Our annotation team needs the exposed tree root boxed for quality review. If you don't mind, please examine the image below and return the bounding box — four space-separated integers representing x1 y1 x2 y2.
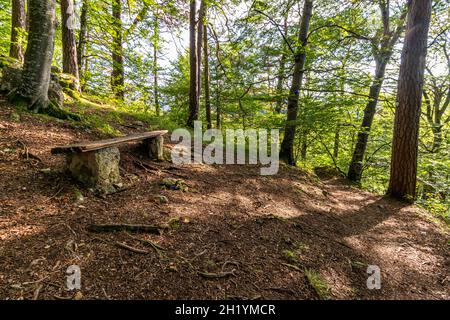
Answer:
87 223 167 234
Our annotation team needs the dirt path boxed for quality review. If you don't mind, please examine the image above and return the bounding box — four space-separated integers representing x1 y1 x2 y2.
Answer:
0 100 448 300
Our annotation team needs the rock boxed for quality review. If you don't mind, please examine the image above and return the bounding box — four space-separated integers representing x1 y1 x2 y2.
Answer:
144 136 164 161
73 291 83 300
0 66 65 106
67 147 122 194
73 190 85 204
160 178 188 191
48 79 64 106
0 67 21 93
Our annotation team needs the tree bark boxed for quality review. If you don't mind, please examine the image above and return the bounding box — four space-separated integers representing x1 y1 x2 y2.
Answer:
187 0 198 127
204 24 212 129
347 2 408 182
275 15 288 114
196 0 205 109
61 0 80 91
347 58 388 181
10 0 27 62
111 0 124 100
14 0 56 112
387 0 432 202
279 0 313 166
77 0 88 80
153 16 160 116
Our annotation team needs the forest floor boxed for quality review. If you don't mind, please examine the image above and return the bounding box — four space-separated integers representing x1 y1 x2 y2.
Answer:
0 96 449 300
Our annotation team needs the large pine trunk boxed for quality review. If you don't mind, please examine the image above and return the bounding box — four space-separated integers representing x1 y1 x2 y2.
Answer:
61 0 80 91
279 0 313 165
111 0 124 100
387 0 432 202
14 0 56 112
187 0 198 127
9 0 27 62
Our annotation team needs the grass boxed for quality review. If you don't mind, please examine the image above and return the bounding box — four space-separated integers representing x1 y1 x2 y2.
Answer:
304 268 331 299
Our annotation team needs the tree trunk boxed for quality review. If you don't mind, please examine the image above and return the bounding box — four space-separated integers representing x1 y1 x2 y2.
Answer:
111 0 124 100
347 3 408 182
153 16 160 116
61 0 80 91
204 24 212 129
77 0 88 80
347 58 388 181
14 0 56 112
387 0 432 202
187 0 198 127
10 0 27 62
279 0 313 165
333 127 340 160
196 1 205 110
275 15 288 114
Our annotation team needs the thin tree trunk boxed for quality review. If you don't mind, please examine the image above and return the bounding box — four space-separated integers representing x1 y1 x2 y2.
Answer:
77 0 88 79
347 2 408 182
187 0 198 127
196 0 205 113
275 15 288 114
10 0 27 62
279 0 313 165
347 58 388 181
153 16 160 116
14 0 56 112
333 127 340 159
61 0 80 92
204 24 211 129
387 0 432 202
111 0 124 100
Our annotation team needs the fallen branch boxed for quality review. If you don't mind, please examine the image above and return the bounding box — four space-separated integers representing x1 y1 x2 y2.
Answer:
115 242 149 254
87 223 167 234
125 233 166 252
198 270 235 279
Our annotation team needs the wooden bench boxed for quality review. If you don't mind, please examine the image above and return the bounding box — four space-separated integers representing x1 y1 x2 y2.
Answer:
51 130 168 193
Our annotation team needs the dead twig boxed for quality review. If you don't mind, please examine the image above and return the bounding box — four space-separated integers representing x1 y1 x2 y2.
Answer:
125 233 166 252
198 270 235 279
115 241 149 254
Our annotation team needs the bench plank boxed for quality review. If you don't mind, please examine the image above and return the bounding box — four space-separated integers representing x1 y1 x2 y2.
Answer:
51 130 168 154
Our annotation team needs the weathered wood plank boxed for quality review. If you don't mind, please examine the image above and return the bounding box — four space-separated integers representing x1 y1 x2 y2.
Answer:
51 130 168 154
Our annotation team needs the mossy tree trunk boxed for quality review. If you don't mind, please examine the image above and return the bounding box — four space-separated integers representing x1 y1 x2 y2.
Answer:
13 0 56 113
10 0 27 62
